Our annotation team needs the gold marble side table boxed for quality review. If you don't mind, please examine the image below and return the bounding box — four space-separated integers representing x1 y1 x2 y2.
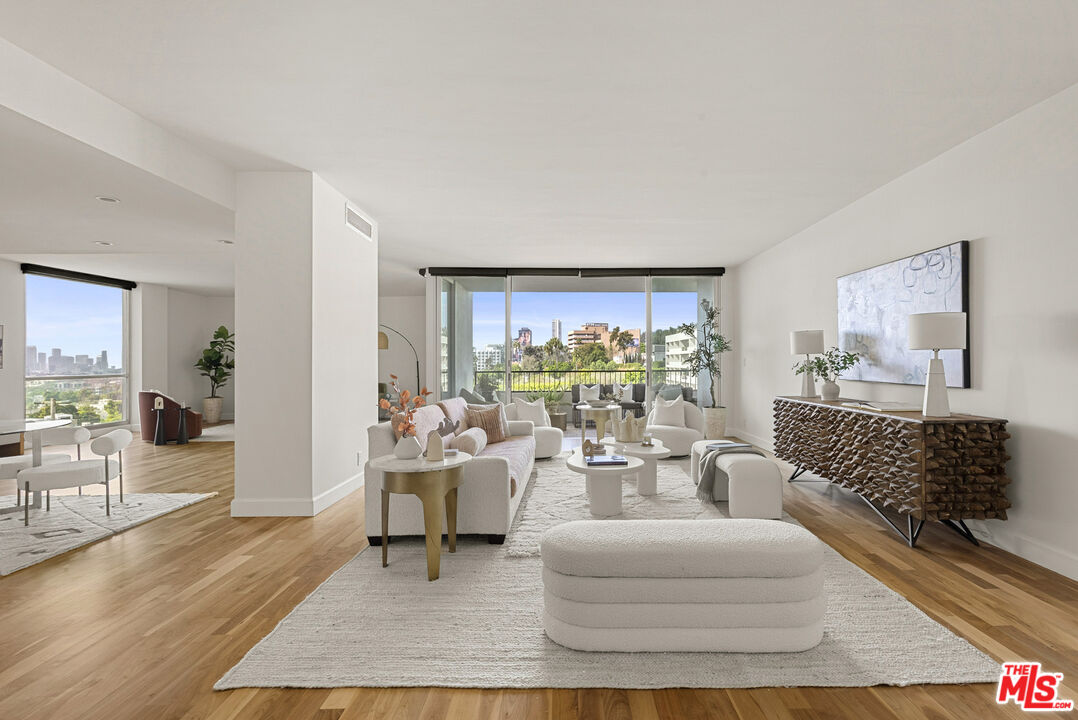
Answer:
369 452 472 581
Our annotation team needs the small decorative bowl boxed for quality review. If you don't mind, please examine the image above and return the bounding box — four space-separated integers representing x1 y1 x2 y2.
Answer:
587 400 610 407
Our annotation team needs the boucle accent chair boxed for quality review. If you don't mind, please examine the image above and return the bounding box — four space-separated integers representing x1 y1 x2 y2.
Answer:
645 401 706 456
504 402 564 459
541 519 826 652
365 398 536 545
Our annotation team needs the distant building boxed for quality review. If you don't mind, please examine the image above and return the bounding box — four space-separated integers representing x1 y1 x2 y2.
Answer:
551 319 562 343
567 322 608 351
474 344 504 371
663 331 697 384
26 345 37 373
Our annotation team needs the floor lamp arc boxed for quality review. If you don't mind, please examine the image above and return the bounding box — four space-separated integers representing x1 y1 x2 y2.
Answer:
378 324 422 396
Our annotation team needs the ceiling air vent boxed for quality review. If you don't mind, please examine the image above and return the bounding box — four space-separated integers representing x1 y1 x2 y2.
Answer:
346 205 374 241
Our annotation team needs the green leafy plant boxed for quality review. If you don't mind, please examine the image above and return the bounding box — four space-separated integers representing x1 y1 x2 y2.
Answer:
526 386 565 412
194 325 236 398
674 299 732 407
793 347 860 382
792 356 827 378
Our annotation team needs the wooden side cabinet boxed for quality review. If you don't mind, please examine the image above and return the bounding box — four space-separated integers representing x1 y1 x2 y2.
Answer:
772 396 1011 547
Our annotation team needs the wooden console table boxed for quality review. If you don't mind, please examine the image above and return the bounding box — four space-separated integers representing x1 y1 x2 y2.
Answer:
773 396 1011 547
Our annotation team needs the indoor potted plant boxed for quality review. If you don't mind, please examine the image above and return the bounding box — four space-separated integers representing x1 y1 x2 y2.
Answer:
674 299 732 439
817 347 861 400
379 375 432 458
194 325 235 424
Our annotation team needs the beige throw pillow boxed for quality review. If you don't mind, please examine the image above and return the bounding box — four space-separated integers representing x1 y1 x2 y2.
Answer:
513 398 548 427
653 395 686 427
579 384 601 403
464 405 508 444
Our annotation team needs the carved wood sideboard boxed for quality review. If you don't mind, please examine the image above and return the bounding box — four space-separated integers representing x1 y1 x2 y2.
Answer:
772 396 1011 547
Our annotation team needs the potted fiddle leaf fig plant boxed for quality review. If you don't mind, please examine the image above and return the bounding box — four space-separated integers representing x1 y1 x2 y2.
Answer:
674 299 732 439
194 325 235 424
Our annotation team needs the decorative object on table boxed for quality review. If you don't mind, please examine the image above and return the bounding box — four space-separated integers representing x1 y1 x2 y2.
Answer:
581 439 605 457
153 396 168 446
176 402 189 444
587 399 609 408
611 410 647 443
194 325 235 424
837 241 970 387
424 417 459 461
773 396 1009 547
675 299 732 439
810 347 862 401
378 324 421 397
379 374 433 459
585 454 627 467
790 330 825 399
908 311 968 417
640 433 654 447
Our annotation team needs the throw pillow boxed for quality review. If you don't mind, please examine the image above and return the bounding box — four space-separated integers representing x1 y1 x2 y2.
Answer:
656 383 684 401
613 382 634 402
652 395 686 427
450 427 488 456
513 398 548 427
579 384 600 403
464 405 507 444
459 387 487 404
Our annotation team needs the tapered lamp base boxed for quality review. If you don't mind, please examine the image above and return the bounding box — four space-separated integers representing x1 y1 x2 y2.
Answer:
800 370 818 399
922 357 951 417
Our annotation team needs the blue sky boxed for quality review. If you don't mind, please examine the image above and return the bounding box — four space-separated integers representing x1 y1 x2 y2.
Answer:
25 275 124 367
471 291 698 348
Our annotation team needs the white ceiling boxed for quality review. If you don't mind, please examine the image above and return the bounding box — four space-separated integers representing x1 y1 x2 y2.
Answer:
0 106 235 295
3 1 1078 296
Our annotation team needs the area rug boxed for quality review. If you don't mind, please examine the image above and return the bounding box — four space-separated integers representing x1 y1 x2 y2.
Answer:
215 456 999 690
192 423 235 442
0 492 215 575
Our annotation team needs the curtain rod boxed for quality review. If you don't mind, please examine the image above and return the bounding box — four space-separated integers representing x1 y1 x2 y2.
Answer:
21 263 137 291
418 266 725 278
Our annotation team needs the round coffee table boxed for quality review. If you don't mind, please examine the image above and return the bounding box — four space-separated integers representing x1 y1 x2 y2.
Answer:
600 438 671 496
369 452 472 581
566 449 644 517
575 404 621 443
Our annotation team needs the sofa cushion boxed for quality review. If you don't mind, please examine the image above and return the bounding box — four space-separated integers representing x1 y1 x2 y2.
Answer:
613 382 634 402
479 434 536 489
654 383 685 401
450 427 487 456
436 397 470 435
465 405 508 443
513 398 548 427
579 384 600 402
391 403 448 451
653 395 685 427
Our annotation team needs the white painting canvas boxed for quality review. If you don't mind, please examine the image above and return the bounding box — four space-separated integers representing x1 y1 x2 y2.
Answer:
837 242 969 387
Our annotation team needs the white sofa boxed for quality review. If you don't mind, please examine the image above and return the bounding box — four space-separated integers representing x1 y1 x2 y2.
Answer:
364 398 535 545
504 403 564 459
646 402 706 456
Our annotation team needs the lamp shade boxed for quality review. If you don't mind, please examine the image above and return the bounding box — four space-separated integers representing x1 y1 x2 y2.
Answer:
790 330 824 355
377 330 389 350
908 312 966 350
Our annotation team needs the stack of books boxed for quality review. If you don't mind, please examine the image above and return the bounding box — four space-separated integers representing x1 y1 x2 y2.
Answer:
585 454 628 467
705 442 752 451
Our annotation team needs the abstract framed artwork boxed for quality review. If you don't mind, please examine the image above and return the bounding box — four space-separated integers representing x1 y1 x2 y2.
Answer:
837 241 970 387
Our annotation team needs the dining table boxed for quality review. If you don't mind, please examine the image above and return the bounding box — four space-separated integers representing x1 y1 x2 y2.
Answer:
0 418 73 515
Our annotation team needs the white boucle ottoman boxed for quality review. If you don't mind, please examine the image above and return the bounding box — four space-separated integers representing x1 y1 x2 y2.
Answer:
690 440 784 519
541 518 826 652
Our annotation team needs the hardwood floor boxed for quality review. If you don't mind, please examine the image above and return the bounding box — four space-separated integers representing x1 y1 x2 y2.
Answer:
1 436 1075 720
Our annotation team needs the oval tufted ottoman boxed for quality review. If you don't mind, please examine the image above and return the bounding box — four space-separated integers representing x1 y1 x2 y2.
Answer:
540 518 826 652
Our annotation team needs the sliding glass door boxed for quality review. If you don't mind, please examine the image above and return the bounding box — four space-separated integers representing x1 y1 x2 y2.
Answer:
648 276 717 407
440 276 507 402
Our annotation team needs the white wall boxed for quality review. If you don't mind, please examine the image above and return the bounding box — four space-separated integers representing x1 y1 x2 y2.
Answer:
730 83 1078 580
0 259 25 426
167 289 235 418
233 171 377 516
378 295 426 395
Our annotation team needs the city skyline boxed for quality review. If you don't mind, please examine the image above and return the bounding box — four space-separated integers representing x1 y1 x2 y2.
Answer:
470 291 700 348
25 274 125 374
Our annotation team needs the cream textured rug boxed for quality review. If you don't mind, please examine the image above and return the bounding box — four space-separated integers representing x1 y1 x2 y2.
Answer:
215 456 999 689
0 492 215 575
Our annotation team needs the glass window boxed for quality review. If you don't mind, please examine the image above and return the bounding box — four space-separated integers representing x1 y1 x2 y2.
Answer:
649 277 717 407
440 276 506 403
25 275 128 425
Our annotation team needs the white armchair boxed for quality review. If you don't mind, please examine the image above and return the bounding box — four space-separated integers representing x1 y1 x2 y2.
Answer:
4 426 92 507
504 404 564 459
646 402 706 456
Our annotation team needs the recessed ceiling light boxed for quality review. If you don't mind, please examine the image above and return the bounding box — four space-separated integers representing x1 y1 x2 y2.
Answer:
96 196 120 203
94 241 114 246
218 239 235 245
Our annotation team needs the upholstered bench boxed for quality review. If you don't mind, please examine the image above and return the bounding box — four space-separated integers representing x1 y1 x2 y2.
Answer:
690 440 783 519
541 518 826 652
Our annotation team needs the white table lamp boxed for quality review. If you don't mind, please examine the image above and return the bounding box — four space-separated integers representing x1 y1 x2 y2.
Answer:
908 312 967 417
790 330 824 398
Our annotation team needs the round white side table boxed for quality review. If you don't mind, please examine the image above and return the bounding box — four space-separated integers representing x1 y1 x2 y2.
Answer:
566 449 644 517
600 438 671 496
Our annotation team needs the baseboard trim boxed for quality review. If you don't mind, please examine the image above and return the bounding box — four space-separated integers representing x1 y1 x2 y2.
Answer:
965 522 1078 582
727 426 774 453
231 472 364 518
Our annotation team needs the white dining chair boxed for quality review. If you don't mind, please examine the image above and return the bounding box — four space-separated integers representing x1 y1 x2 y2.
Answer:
3 426 92 506
17 429 132 527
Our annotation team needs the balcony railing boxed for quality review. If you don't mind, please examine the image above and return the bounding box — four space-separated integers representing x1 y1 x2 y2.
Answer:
448 368 696 398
